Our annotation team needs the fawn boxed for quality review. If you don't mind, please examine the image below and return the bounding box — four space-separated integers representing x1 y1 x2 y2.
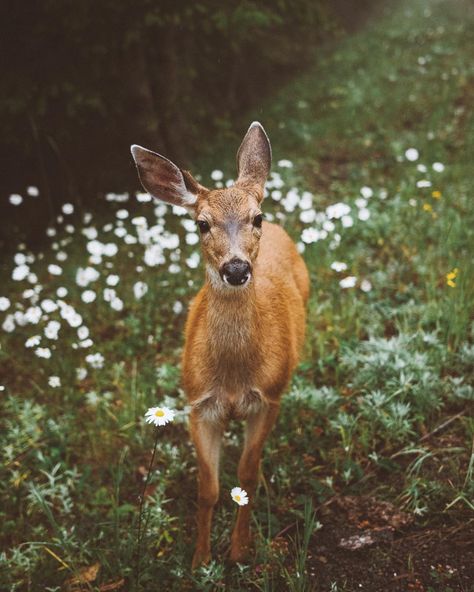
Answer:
131 122 309 567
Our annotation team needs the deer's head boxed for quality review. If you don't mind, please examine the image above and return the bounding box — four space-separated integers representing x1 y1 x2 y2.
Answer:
131 122 271 289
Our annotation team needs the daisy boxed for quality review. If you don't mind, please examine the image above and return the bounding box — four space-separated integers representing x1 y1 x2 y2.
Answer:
339 276 357 289
211 169 224 181
145 406 175 427
9 194 23 206
0 297 11 311
48 376 61 388
25 335 41 348
35 347 52 359
405 148 419 162
231 487 249 506
133 281 148 300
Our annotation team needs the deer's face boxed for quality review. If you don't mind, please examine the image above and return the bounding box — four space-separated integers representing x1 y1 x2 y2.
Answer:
131 122 271 290
195 188 263 288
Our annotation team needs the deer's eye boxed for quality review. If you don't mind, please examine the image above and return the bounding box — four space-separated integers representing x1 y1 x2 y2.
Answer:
253 214 263 228
197 220 210 234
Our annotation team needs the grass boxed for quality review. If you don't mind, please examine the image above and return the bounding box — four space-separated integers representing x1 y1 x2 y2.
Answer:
1 0 474 590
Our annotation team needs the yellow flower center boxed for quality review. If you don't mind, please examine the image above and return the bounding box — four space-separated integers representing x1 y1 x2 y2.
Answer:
155 409 165 418
235 495 241 502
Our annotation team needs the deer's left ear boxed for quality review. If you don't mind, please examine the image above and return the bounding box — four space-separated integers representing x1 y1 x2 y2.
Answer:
235 122 272 196
131 144 203 209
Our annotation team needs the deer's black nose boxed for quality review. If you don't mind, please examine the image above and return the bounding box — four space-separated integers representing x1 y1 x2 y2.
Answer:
221 258 251 286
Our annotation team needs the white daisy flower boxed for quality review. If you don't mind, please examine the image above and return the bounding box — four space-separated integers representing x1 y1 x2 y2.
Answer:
48 376 61 388
231 487 249 506
44 320 61 340
330 261 347 272
173 301 183 314
360 279 372 292
405 148 419 162
416 179 432 188
9 194 23 206
0 297 11 311
82 290 97 303
2 314 15 332
186 252 200 269
12 264 30 281
432 162 445 173
339 276 357 289
86 352 105 369
35 347 52 359
41 299 58 313
131 216 147 227
145 406 175 426
341 215 354 228
133 281 148 300
185 232 199 246
326 202 351 219
299 209 316 224
360 186 373 199
25 335 41 348
110 297 124 311
77 326 89 340
76 367 88 381
62 203 74 215
168 264 181 274
48 264 62 276
76 266 100 287
27 186 39 196
116 209 129 219
136 192 151 203
211 169 224 181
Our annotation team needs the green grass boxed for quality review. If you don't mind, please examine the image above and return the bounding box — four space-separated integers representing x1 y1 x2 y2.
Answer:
1 0 474 590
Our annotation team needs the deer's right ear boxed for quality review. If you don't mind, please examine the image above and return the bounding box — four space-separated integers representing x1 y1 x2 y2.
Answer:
130 144 199 208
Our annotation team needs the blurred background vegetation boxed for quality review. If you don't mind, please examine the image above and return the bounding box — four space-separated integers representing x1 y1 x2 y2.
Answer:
0 0 376 243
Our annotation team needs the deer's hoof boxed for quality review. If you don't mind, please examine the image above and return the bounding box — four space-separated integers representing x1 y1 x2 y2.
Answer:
192 548 211 570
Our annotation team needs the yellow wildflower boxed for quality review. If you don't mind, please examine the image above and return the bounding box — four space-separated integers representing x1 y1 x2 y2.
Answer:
423 202 432 212
446 268 459 288
432 190 442 199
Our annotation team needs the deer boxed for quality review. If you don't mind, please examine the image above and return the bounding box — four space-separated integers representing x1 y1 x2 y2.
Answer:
131 122 309 568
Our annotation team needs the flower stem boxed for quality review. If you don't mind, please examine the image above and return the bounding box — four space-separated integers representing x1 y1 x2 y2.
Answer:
135 428 159 591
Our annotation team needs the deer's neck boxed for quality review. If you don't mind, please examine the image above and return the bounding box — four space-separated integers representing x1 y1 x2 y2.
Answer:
205 275 259 370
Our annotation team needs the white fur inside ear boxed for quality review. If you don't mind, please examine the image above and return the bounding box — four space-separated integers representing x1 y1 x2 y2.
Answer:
179 188 198 206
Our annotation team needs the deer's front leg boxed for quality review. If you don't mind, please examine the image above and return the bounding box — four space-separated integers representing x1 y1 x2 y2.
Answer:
230 402 280 563
190 409 223 569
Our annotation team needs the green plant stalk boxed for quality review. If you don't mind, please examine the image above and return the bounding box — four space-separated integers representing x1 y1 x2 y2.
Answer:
134 428 160 591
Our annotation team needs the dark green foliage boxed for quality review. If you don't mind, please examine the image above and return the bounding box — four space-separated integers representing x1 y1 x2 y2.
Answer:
0 0 346 210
